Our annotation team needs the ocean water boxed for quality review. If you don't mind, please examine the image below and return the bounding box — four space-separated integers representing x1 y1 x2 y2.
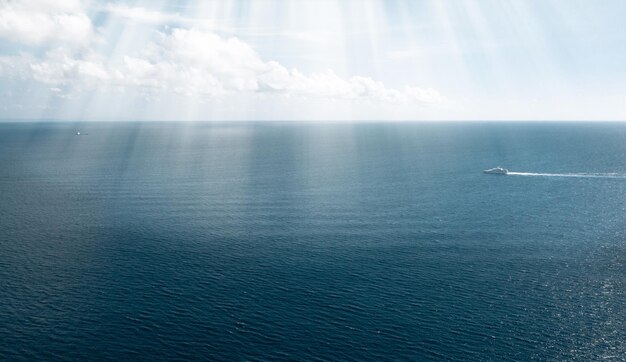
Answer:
0 121 624 361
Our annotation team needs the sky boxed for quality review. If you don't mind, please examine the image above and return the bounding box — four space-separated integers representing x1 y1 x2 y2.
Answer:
0 0 625 121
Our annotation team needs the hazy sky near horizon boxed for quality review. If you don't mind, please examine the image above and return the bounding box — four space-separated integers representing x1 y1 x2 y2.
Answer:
0 0 625 121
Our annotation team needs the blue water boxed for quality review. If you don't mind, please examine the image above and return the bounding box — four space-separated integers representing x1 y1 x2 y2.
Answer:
0 121 624 360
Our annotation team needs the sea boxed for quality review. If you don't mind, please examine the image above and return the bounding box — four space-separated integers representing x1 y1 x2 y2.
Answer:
0 121 624 361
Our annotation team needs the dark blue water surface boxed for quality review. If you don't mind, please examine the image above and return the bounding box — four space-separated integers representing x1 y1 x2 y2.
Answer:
0 121 624 361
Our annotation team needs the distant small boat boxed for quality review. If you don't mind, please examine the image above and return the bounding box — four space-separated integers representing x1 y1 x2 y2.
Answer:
75 132 81 135
75 132 88 136
483 167 508 175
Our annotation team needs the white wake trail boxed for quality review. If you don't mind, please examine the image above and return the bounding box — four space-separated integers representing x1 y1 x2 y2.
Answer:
507 172 626 179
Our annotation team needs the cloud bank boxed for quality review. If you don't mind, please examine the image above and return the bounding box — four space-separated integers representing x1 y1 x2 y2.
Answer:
0 1 444 109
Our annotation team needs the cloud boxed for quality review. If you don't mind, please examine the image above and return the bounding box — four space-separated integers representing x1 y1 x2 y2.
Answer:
29 48 109 85
0 0 97 47
0 2 443 105
259 62 444 103
131 28 444 103
8 27 444 104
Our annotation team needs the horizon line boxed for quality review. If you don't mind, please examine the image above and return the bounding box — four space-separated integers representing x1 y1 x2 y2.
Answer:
2 119 626 123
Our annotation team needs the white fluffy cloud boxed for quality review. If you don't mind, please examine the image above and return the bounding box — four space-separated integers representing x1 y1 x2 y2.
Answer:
0 0 96 46
259 62 444 103
29 48 108 85
23 28 443 104
0 2 443 105
136 29 444 103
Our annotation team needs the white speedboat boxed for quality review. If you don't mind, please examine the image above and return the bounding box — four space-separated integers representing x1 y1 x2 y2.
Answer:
483 167 508 175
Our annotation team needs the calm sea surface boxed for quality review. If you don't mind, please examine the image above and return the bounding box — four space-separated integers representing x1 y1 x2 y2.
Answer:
0 122 624 360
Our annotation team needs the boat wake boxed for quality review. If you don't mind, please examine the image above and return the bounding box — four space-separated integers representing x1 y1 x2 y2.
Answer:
507 172 626 179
